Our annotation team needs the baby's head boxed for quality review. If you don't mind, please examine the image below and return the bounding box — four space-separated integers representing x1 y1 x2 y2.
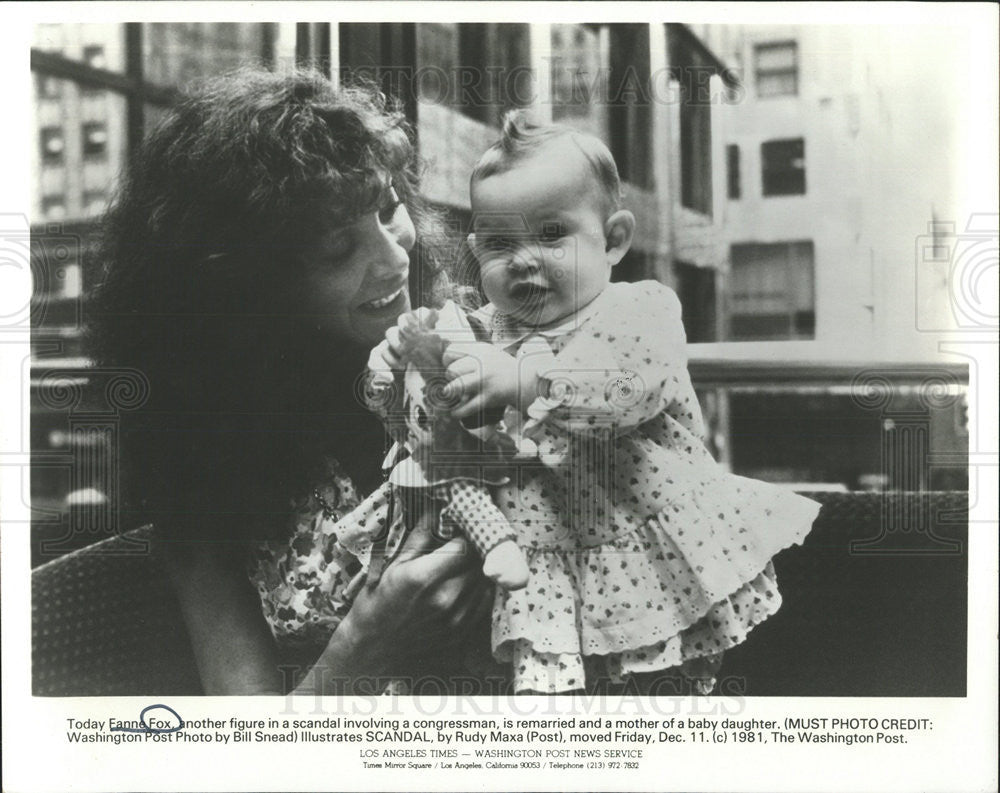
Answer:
467 112 635 326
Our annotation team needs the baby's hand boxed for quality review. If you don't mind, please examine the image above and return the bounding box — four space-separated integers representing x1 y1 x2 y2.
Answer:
441 341 533 420
370 307 440 376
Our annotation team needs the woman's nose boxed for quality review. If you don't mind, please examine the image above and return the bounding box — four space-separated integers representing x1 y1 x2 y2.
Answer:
366 207 415 277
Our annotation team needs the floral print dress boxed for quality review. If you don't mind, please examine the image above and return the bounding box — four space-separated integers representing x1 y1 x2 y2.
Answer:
246 458 403 652
472 280 821 693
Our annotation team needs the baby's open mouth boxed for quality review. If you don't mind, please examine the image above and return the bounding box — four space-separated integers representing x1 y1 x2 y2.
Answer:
510 282 548 301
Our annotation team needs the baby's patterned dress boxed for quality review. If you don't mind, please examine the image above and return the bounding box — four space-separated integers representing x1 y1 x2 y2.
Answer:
473 280 821 694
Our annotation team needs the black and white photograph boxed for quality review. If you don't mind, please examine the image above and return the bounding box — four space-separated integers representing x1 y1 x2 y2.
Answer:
2 3 997 792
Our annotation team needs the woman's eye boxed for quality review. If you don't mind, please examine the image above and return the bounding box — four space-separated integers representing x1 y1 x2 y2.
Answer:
377 185 404 224
326 232 355 261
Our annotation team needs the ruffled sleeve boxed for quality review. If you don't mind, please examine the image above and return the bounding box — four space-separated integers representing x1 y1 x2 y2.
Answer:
526 280 690 433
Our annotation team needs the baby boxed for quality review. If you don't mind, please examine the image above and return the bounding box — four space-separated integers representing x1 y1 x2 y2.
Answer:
375 113 819 693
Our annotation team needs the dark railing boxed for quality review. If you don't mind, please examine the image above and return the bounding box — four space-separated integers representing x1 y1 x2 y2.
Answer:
687 358 969 389
32 491 968 697
28 358 970 560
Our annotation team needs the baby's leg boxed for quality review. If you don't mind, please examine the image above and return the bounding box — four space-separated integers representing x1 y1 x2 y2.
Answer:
624 653 725 696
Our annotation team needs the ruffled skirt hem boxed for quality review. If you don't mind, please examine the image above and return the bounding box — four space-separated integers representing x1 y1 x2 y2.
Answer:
497 561 781 693
490 487 819 693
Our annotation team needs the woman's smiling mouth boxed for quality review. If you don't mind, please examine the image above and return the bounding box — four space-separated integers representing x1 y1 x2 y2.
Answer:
359 284 407 311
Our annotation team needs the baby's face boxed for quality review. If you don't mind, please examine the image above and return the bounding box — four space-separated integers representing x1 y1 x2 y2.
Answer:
469 140 613 327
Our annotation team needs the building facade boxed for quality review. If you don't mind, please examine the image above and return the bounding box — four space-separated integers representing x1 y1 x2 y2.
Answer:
693 24 967 488
29 22 737 552
28 23 966 557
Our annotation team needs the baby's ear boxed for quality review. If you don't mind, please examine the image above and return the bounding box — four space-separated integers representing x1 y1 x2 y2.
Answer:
604 210 636 267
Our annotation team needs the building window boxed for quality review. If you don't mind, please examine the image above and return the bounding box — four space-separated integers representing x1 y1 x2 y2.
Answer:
761 138 805 196
551 23 603 133
60 262 83 299
82 45 106 69
40 127 65 164
492 23 531 112
726 144 741 199
145 23 278 88
669 25 714 215
41 194 67 219
81 45 107 96
755 41 797 97
454 24 530 125
675 261 717 342
83 189 108 216
727 241 815 340
456 25 489 122
31 23 279 229
607 24 652 189
36 72 62 99
82 122 108 158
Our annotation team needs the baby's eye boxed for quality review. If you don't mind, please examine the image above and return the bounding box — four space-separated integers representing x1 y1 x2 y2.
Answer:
538 222 567 243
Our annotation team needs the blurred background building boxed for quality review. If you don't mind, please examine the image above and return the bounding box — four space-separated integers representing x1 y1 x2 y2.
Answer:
691 24 970 490
29 22 969 560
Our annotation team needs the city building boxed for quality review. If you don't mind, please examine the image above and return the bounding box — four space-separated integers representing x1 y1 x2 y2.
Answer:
30 22 736 547
28 22 966 559
691 24 968 489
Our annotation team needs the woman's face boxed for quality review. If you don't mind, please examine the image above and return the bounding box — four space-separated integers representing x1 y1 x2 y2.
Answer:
293 184 416 348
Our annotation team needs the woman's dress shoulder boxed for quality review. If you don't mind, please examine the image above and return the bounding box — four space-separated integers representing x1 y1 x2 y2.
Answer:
247 457 363 649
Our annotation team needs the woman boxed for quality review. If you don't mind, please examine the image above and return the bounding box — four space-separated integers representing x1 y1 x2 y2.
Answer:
90 69 495 695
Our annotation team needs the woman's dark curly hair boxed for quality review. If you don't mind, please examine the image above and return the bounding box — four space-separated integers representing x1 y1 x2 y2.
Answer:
89 68 448 543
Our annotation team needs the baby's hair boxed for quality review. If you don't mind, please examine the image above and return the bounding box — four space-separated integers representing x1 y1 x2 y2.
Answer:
470 110 624 217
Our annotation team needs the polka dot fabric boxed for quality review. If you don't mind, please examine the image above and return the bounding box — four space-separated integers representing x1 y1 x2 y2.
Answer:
476 281 821 693
439 479 518 554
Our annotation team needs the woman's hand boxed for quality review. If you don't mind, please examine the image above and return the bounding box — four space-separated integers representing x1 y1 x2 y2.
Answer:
370 306 439 375
294 505 493 694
